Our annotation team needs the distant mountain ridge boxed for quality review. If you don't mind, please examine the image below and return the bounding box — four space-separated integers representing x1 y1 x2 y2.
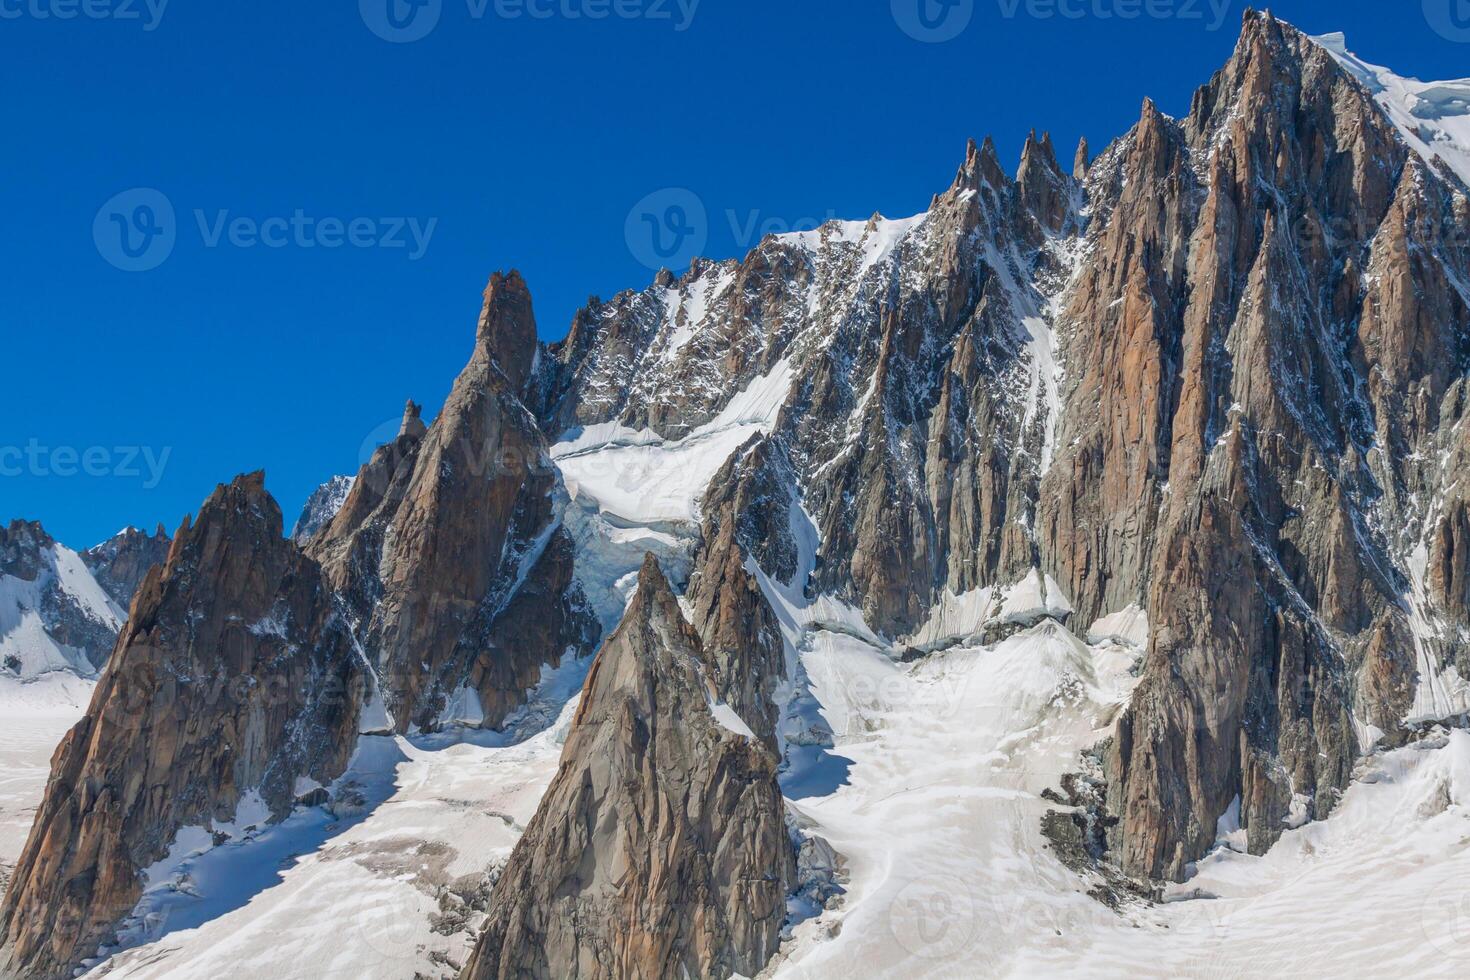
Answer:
0 522 168 683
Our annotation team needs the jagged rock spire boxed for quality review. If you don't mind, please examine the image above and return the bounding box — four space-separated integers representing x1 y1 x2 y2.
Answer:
0 473 365 980
398 398 426 439
952 135 1010 193
1019 129 1059 174
1018 127 1072 234
308 271 597 734
462 554 793 980
476 269 538 394
1073 135 1090 178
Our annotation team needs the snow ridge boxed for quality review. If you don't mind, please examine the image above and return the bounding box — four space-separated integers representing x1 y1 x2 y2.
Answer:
1313 31 1470 188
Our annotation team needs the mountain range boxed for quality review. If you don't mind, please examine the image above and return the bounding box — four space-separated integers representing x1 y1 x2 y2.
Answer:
3 10 1470 978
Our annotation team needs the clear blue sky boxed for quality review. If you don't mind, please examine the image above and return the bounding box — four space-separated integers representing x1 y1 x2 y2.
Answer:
2 0 1464 548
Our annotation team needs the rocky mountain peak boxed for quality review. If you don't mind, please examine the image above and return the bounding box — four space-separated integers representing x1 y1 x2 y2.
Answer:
1019 126 1074 234
308 275 596 733
398 398 427 438
8 14 1470 979
476 269 538 394
82 523 172 613
631 549 672 606
2 519 129 679
290 474 356 545
463 552 793 980
190 471 277 544
0 519 54 579
0 471 365 980
953 134 1009 193
1019 128 1059 173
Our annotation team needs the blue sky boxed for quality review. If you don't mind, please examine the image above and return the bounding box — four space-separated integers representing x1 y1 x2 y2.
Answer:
2 0 1465 548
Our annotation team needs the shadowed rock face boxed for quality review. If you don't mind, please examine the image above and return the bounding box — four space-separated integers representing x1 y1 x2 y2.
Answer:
0 521 52 583
461 556 794 980
684 435 794 745
308 271 598 733
81 525 172 615
0 473 365 980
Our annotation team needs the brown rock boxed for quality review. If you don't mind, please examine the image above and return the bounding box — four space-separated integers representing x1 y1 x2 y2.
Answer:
309 272 598 732
461 557 793 980
81 524 172 614
0 473 365 980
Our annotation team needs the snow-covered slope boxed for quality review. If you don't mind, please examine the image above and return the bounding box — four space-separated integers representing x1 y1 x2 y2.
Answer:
0 523 137 890
0 675 92 881
1314 32 1470 187
74 697 581 979
0 523 124 681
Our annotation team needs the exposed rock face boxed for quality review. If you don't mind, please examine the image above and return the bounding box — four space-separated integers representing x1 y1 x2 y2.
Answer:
537 132 1081 639
1071 12 1466 880
0 521 51 583
308 272 598 732
1017 129 1075 237
528 11 1470 884
1 520 124 677
684 435 794 745
0 473 365 980
81 524 171 613
461 557 794 980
